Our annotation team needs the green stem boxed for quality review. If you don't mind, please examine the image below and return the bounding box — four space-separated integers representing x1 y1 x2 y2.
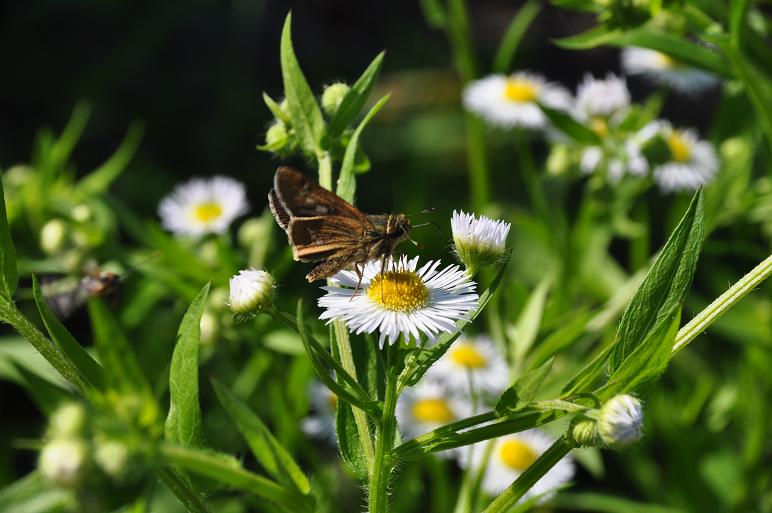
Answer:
672 253 772 355
514 131 549 219
317 150 333 190
369 354 400 513
0 299 90 396
480 436 576 513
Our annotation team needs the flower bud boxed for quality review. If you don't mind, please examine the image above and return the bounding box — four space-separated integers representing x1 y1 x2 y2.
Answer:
71 204 92 223
546 144 571 176
237 217 269 248
199 310 219 345
598 394 644 447
321 83 350 116
40 439 87 486
228 268 274 314
570 416 600 447
48 402 87 439
94 438 129 478
451 210 511 273
40 219 68 254
265 121 289 150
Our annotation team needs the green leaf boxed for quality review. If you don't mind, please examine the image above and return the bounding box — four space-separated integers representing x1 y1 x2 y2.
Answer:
554 24 621 50
32 275 105 392
76 121 144 195
538 103 602 144
402 254 510 387
280 13 326 155
157 467 213 513
729 0 749 46
0 171 18 300
263 92 292 125
609 190 703 371
8 360 71 415
161 444 311 512
212 379 311 495
165 283 209 448
552 492 687 513
88 298 151 394
496 357 553 415
0 471 73 513
335 393 370 480
336 94 390 203
328 52 385 138
596 308 680 400
510 277 550 365
418 0 446 28
525 308 592 370
492 0 541 73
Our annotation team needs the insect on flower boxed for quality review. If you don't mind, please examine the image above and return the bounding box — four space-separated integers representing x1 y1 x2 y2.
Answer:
268 166 414 289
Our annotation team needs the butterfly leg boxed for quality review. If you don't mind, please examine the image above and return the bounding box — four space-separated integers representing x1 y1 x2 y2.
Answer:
350 263 364 300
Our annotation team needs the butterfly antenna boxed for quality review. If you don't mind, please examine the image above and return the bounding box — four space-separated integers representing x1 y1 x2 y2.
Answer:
121 251 162 280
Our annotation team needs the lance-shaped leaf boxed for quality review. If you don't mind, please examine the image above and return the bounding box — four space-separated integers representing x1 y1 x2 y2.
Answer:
213 379 311 495
76 121 144 195
537 103 601 145
496 358 554 416
165 283 209 448
280 13 326 155
0 172 17 300
328 52 385 138
492 0 541 73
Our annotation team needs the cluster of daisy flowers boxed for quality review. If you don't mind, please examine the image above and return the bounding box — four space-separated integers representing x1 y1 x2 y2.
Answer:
462 48 720 193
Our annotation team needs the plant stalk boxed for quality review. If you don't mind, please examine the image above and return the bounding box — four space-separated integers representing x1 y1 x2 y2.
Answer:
369 354 400 513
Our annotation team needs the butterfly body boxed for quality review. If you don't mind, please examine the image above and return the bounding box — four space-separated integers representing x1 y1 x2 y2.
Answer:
268 167 411 282
42 271 120 318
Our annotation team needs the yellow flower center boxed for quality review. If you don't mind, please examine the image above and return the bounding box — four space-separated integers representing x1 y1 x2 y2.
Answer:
450 343 487 368
327 393 338 410
667 132 692 162
655 52 682 69
498 439 538 471
503 78 538 103
367 271 430 312
590 118 609 138
411 398 455 424
193 202 223 223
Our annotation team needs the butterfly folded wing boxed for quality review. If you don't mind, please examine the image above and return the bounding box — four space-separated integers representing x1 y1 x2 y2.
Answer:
272 166 369 221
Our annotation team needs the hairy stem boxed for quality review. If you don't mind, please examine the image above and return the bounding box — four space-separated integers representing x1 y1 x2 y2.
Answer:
369 355 399 513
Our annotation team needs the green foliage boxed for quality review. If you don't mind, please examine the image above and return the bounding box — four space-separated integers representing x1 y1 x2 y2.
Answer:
0 172 18 300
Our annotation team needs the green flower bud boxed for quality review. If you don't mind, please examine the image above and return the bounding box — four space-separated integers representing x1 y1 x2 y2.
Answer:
48 402 87 439
321 83 350 116
199 310 219 345
40 219 69 254
71 204 92 223
570 416 601 447
237 217 269 248
546 144 571 176
451 210 511 273
265 121 289 150
94 438 129 478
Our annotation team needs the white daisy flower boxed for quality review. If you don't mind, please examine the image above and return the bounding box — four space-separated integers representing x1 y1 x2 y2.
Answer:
396 380 473 451
598 394 644 447
159 175 249 236
228 268 274 314
451 210 511 271
463 72 572 129
637 120 718 192
621 47 720 94
574 73 630 122
301 381 337 444
318 256 479 348
425 334 510 396
461 430 574 500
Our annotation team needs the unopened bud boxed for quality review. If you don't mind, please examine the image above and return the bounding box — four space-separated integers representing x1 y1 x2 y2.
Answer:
599 394 644 447
321 83 350 116
40 219 68 254
40 439 87 486
228 268 274 314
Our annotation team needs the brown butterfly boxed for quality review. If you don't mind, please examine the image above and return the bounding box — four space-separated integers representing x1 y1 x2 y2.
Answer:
42 270 121 319
268 166 411 284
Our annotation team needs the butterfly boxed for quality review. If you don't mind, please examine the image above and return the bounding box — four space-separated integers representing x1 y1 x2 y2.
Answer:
268 166 411 285
41 270 121 319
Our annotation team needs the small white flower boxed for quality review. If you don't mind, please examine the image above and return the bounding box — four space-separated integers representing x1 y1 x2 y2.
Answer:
159 175 249 236
463 72 572 129
40 439 87 486
318 256 478 348
598 394 644 447
621 47 720 94
48 403 87 439
581 140 649 181
451 210 511 270
94 438 129 478
638 120 718 192
228 268 274 314
425 334 509 396
574 73 630 121
301 381 338 444
461 430 574 500
396 380 473 453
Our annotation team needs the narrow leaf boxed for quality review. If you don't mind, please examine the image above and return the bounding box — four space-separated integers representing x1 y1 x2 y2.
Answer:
610 190 703 371
213 379 311 494
76 122 144 195
496 357 554 415
336 94 390 202
0 471 73 513
538 103 601 144
0 172 18 300
157 467 212 513
492 0 541 73
280 13 326 154
328 52 385 138
510 277 550 364
8 360 71 415
335 395 370 480
263 92 292 125
165 283 209 448
32 275 105 391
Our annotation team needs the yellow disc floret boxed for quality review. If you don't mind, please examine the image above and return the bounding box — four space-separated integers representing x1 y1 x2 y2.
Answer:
450 343 488 368
367 271 430 312
498 439 538 471
193 202 224 223
503 78 538 103
667 132 692 162
411 398 455 424
590 118 609 138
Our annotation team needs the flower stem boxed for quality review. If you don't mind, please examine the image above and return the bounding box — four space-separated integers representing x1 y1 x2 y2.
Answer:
480 436 576 513
317 150 333 190
369 352 400 513
672 253 772 355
